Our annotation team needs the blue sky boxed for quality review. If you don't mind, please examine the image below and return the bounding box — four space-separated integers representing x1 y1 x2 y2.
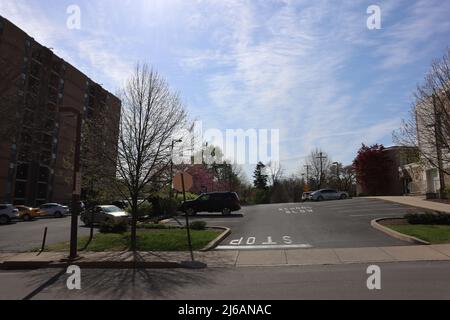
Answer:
1 0 450 179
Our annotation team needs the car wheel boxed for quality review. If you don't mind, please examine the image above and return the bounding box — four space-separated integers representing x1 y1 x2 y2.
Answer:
317 196 324 202
186 208 196 216
54 211 62 218
0 215 10 225
22 214 31 222
222 208 231 216
340 194 348 200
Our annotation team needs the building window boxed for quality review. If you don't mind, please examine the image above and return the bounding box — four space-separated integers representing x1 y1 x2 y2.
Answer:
16 163 29 180
37 183 48 200
14 181 27 199
38 167 49 183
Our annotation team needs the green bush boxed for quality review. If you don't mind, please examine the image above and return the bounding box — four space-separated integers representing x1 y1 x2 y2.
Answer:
445 187 450 198
175 192 198 201
125 201 154 217
189 221 207 230
138 223 172 230
99 219 129 234
253 189 270 205
160 198 180 216
405 211 450 225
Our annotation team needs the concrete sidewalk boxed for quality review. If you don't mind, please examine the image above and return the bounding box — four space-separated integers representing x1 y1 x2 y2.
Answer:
1 244 450 269
366 196 450 213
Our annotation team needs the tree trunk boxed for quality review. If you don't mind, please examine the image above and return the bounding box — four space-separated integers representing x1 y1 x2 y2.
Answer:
130 197 138 251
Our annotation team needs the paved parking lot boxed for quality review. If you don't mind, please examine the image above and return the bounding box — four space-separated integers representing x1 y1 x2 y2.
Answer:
182 198 414 250
1 198 414 252
0 217 93 252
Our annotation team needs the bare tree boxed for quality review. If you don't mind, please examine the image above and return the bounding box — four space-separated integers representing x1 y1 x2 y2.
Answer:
304 149 332 189
394 49 450 197
100 64 187 250
267 161 284 186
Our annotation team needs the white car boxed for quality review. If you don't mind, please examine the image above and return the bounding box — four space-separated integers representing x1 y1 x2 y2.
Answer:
38 203 69 218
0 204 19 225
80 205 130 226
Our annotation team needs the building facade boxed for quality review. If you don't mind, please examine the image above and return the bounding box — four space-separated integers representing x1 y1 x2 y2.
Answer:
0 16 121 206
400 95 450 196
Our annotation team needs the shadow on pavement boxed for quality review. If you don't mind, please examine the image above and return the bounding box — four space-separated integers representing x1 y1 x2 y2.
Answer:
23 252 219 300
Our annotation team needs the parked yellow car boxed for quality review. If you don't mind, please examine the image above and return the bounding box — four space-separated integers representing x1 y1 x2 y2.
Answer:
15 205 41 221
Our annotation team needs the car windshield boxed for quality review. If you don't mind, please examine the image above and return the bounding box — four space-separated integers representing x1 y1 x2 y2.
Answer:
102 206 123 213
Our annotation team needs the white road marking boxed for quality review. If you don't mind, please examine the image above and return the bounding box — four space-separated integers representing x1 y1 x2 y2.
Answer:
216 244 313 250
279 206 313 214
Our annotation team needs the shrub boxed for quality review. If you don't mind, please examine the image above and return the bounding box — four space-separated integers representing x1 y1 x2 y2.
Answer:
189 221 207 230
405 211 450 225
138 223 172 230
125 201 154 218
99 219 129 234
252 189 270 205
160 198 180 216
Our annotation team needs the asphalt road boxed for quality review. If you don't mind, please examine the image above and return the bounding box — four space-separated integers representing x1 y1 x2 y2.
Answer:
1 261 450 300
183 198 413 249
0 216 95 252
0 198 413 252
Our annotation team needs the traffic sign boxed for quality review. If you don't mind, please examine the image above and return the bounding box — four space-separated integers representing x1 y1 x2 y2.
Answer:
173 172 193 193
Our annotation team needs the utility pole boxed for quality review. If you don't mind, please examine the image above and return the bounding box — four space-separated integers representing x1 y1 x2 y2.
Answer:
432 94 447 199
304 165 310 182
316 152 327 189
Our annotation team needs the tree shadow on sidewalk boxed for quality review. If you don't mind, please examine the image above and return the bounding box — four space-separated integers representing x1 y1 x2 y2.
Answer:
23 252 221 300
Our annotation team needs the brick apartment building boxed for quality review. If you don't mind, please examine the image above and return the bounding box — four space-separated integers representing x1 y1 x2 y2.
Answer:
0 16 121 206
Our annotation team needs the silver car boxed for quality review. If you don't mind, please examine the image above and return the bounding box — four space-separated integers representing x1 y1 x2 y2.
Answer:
81 205 130 226
38 203 69 218
301 192 312 202
310 189 349 201
0 204 19 225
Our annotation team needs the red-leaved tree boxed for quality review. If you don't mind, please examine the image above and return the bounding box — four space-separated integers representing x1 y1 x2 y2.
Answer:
352 144 393 196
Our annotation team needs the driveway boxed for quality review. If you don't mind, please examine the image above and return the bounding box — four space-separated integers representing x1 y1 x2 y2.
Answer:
0 217 94 252
182 198 414 250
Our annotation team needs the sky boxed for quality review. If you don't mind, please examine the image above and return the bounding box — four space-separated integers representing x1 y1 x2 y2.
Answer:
1 0 450 180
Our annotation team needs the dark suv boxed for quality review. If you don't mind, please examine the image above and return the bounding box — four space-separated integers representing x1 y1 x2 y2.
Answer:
180 192 241 216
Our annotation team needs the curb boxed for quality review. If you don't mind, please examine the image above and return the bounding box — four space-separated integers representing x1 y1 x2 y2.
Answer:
371 218 431 245
200 227 231 252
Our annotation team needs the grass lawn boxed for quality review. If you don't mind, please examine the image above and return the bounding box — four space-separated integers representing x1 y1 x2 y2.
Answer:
387 224 450 244
45 229 221 252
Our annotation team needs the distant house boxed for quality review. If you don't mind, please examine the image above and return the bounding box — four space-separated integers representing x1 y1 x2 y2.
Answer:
183 164 230 195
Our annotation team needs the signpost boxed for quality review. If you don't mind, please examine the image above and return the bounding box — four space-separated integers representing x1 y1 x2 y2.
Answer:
173 172 195 262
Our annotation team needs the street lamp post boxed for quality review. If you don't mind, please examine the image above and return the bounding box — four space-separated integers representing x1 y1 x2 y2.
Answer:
60 107 82 261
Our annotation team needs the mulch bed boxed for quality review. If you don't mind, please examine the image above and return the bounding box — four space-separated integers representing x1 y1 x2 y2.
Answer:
379 218 409 226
